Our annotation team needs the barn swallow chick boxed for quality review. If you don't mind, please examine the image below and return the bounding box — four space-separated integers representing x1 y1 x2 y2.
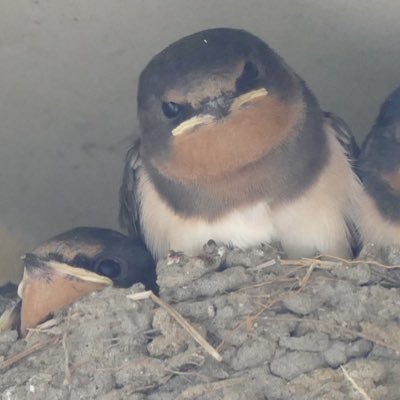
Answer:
31 227 157 290
120 28 364 260
357 85 400 246
0 227 156 335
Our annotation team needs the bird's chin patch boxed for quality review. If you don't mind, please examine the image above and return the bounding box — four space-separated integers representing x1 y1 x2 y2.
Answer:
155 94 304 184
18 260 112 335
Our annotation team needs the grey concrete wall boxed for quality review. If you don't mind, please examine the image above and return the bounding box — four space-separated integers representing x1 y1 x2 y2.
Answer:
1 0 399 283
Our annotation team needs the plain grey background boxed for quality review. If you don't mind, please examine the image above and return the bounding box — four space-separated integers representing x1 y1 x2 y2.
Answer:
1 0 399 283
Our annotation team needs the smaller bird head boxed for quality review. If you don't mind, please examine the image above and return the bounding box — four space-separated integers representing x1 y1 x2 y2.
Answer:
6 227 157 336
137 28 305 184
32 226 157 290
358 85 400 220
374 85 400 143
359 85 400 185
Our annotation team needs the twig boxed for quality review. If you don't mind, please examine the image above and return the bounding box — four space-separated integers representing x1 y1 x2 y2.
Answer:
341 365 373 400
239 277 299 292
163 368 202 384
282 255 400 270
299 262 317 289
317 254 400 270
248 259 277 271
0 336 61 371
280 258 338 269
128 291 222 362
27 318 59 333
239 265 305 292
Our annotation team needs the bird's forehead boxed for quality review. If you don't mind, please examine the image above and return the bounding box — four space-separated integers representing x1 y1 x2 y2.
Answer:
139 29 266 105
33 239 103 261
164 61 244 107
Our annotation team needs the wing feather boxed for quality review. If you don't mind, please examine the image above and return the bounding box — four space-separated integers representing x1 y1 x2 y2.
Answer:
119 138 143 238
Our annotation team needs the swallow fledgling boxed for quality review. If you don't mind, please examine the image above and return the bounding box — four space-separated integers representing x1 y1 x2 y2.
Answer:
0 227 157 335
120 28 365 260
31 227 157 290
357 85 400 246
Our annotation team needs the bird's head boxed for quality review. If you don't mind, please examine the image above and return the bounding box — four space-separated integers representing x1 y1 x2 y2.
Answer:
137 28 306 184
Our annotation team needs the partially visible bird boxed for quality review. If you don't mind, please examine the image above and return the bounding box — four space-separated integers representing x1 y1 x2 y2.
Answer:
30 227 157 290
120 27 365 260
357 85 400 246
0 227 157 336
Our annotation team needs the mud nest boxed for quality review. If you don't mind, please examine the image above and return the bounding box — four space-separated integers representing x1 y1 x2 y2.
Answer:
1 242 400 400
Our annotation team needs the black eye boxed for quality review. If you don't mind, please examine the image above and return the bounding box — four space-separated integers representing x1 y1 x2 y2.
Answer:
162 101 182 118
96 259 121 279
242 61 259 81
